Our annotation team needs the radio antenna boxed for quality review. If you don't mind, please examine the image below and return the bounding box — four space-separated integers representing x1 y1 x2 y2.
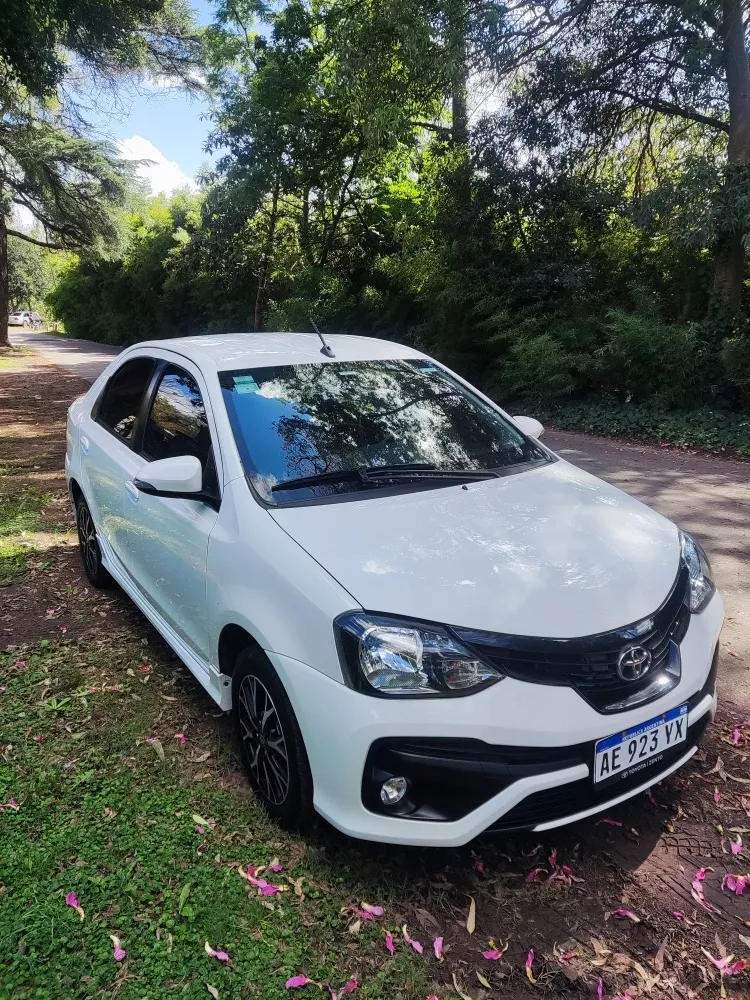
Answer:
310 318 335 358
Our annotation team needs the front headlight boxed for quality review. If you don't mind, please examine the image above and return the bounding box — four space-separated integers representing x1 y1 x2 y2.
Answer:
335 612 502 696
680 531 715 613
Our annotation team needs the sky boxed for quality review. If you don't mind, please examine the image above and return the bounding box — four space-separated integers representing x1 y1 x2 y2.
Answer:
87 0 218 197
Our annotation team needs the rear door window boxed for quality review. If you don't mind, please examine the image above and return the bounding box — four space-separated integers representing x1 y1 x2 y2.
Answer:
141 365 218 497
97 357 155 443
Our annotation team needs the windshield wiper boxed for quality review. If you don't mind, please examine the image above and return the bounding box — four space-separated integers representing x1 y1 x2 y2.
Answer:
271 463 499 493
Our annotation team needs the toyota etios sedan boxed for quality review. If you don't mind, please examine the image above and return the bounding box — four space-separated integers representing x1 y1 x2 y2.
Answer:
65 333 722 845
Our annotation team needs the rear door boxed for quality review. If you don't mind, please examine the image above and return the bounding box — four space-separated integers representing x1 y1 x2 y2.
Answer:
118 360 221 662
80 356 157 571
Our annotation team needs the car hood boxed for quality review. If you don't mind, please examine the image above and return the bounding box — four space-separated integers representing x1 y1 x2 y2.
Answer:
269 460 682 638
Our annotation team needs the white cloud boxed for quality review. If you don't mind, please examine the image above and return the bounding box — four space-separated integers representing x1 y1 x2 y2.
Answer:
117 135 197 196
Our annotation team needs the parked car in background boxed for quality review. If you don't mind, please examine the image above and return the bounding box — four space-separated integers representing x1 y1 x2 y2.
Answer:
8 311 32 326
65 332 722 845
29 311 44 327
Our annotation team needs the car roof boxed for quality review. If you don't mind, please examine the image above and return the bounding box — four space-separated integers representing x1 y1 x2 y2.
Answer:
133 332 427 371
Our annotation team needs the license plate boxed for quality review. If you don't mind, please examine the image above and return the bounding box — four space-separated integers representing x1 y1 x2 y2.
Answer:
594 704 688 785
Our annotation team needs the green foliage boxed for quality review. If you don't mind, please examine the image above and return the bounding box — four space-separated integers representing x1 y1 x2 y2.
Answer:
0 488 53 585
7 237 59 310
523 398 750 457
0 0 200 98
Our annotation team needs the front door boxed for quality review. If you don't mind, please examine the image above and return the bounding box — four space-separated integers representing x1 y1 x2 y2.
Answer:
119 362 220 663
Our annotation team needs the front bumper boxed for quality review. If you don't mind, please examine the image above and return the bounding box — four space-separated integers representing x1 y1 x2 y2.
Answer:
267 592 723 846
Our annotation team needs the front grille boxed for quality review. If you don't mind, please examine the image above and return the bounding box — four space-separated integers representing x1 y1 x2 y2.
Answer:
454 566 691 713
485 709 710 833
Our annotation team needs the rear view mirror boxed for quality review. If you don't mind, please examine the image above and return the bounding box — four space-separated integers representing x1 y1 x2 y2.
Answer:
134 455 203 496
512 415 544 439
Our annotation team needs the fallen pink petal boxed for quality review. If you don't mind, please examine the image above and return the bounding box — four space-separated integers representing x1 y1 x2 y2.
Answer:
65 891 85 921
548 849 558 869
713 787 721 803
482 948 504 960
472 857 488 874
286 975 312 989
270 862 284 873
433 936 444 960
360 901 383 917
205 942 230 962
261 884 281 896
559 950 578 961
526 867 545 883
597 978 604 1000
731 833 743 855
175 733 187 744
721 873 747 895
729 960 747 975
608 908 640 922
673 911 686 920
732 729 742 744
402 925 424 955
384 931 395 955
525 949 536 983
110 935 126 962
597 818 623 827
340 977 358 995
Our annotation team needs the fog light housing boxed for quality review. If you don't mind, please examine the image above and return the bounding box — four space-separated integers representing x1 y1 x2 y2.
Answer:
380 776 409 806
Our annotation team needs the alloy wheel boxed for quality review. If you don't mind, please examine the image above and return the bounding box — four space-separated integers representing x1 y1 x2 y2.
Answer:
77 504 99 577
238 674 290 806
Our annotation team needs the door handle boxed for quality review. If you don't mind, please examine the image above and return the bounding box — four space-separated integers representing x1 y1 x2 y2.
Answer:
80 435 90 454
125 480 139 504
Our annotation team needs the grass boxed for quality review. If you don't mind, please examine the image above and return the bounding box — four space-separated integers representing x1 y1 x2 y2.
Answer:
0 346 32 370
0 640 433 1000
0 489 59 586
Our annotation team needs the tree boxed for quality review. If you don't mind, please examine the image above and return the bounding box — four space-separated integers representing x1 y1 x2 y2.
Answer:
0 0 201 99
0 91 136 346
495 1 749 324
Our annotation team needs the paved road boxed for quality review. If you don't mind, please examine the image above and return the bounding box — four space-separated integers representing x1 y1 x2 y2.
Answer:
10 328 120 381
11 330 750 703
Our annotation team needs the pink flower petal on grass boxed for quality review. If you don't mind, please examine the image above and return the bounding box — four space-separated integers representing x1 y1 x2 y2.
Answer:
526 868 544 883
110 935 126 962
270 862 284 873
525 949 536 983
673 911 686 920
597 979 604 1000
65 891 85 921
360 901 383 917
731 833 743 855
286 976 312 989
402 925 423 955
205 942 230 962
340 977 358 996
729 960 747 975
175 733 187 745
608 908 640 922
713 787 721 804
732 729 742 745
433 936 444 961
482 942 507 960
384 931 395 955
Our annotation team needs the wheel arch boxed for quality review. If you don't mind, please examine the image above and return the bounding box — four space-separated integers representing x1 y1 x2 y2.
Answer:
218 623 266 678
69 477 83 505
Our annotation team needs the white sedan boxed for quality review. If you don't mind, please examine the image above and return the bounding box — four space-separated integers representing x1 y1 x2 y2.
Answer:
65 333 722 845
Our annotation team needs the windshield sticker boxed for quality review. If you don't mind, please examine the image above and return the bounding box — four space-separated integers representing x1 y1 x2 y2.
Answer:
233 375 259 393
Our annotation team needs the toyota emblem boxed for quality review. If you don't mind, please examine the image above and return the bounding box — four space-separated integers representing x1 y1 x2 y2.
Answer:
617 645 652 682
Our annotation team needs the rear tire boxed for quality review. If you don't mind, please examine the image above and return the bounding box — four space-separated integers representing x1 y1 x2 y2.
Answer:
75 496 112 588
233 648 314 830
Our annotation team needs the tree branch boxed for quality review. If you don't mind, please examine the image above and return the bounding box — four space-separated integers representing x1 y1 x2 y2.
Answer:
6 228 66 250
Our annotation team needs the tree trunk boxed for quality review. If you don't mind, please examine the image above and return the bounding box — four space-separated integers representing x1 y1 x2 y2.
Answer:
254 179 280 331
712 0 750 314
0 210 9 349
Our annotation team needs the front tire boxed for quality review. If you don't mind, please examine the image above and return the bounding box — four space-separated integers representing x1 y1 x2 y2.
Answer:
75 496 112 588
233 648 314 830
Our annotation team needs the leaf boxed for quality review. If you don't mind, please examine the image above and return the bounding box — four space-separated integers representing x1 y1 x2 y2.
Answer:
192 814 210 827
150 739 165 761
178 882 192 914
190 751 212 763
476 971 491 988
452 972 473 1000
466 896 476 934
207 987 219 1000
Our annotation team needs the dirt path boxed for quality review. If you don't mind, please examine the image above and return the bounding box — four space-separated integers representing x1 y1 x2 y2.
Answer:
4 342 750 998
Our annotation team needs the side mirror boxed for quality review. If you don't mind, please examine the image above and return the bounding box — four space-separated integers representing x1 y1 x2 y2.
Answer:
134 455 203 497
512 415 544 439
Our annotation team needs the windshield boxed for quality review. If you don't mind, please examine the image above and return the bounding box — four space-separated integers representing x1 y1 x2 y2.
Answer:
219 358 548 504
